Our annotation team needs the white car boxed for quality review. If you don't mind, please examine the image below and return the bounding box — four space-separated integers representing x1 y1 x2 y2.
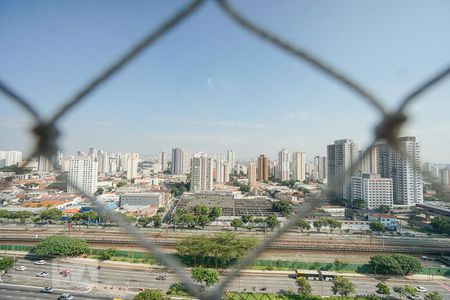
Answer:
34 260 46 265
415 286 427 293
15 266 27 271
36 271 49 277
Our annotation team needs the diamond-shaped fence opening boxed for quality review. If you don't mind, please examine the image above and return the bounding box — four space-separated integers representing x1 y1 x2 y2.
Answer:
1 1 449 299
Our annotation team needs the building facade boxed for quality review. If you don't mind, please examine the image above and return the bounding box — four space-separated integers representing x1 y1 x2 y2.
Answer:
190 153 213 191
291 152 306 182
67 157 98 195
351 173 393 210
278 149 290 181
257 154 269 182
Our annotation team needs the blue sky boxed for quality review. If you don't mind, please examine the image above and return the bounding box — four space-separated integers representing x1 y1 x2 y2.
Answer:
1 0 449 162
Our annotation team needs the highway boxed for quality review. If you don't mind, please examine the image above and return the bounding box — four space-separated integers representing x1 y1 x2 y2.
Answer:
0 284 112 300
1 257 450 299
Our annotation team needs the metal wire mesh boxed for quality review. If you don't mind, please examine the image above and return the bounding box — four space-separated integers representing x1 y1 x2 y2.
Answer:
1 0 450 299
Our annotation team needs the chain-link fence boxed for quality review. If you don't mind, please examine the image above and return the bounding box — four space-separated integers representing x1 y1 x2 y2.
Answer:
1 1 450 299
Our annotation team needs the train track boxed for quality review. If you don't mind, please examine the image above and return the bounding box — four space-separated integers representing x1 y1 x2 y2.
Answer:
1 235 449 255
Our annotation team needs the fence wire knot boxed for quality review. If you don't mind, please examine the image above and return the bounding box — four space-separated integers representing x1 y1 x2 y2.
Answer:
374 112 407 146
32 122 60 157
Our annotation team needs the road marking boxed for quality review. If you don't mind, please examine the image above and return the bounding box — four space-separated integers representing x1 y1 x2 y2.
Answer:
436 281 450 292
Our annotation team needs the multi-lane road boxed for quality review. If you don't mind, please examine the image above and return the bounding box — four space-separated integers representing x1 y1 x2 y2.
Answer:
1 256 450 300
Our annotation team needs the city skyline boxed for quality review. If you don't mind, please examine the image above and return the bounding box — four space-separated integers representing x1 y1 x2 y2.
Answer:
1 1 450 163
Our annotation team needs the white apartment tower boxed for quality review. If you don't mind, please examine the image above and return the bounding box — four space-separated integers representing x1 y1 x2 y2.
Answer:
67 157 98 195
97 151 110 174
375 137 423 206
5 151 22 167
125 153 139 180
227 150 235 175
351 173 393 210
159 150 167 172
327 139 358 200
38 155 53 171
171 148 190 175
314 155 327 180
291 152 306 182
278 149 290 181
182 150 191 174
190 153 213 191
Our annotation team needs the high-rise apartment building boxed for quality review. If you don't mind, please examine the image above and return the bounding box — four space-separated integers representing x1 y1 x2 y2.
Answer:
257 154 269 182
67 157 98 195
278 149 290 181
37 155 53 171
314 155 327 180
327 139 358 199
375 137 423 206
190 153 213 191
4 151 22 167
125 153 139 180
248 162 257 187
351 173 393 210
359 147 378 174
440 169 450 186
227 150 235 175
291 152 306 182
97 151 110 174
171 148 190 175
159 150 167 172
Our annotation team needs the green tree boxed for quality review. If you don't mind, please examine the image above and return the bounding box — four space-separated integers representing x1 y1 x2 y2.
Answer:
116 181 127 188
34 236 88 257
94 187 104 196
376 281 390 296
208 207 222 221
39 208 63 222
370 221 385 233
331 276 355 297
313 219 323 232
241 214 254 224
265 214 280 231
334 259 346 270
425 291 442 300
99 248 117 260
133 289 166 300
404 286 417 298
0 257 14 272
231 218 243 231
239 185 250 194
191 266 219 287
176 232 256 267
193 205 209 216
0 209 11 218
272 200 293 217
377 205 391 213
326 218 342 233
156 207 166 214
393 286 407 299
82 210 98 222
430 217 450 235
296 276 312 297
152 214 162 228
392 254 422 275
138 216 152 227
195 214 210 229
296 219 311 232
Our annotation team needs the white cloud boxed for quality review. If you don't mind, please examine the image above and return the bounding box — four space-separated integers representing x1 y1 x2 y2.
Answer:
287 110 319 120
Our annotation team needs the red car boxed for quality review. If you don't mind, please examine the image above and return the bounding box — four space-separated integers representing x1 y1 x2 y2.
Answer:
59 269 71 276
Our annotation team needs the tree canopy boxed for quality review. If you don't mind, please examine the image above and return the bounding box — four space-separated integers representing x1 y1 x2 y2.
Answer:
272 200 293 217
133 289 167 300
331 276 355 297
176 232 256 267
191 266 219 287
369 254 421 275
34 236 88 257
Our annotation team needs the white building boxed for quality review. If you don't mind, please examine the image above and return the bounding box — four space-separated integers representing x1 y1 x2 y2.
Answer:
97 151 110 174
171 148 190 175
159 150 167 172
278 149 290 181
440 168 450 186
351 173 393 210
4 151 22 167
375 137 423 206
227 150 235 174
314 155 327 180
291 152 306 182
67 157 98 195
327 139 358 199
125 153 139 180
37 155 53 171
190 153 213 191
